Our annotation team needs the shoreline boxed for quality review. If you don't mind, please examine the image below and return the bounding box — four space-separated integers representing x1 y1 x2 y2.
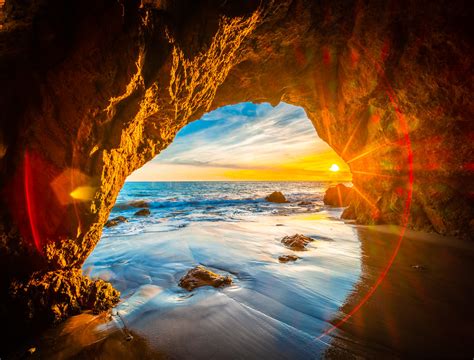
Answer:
7 216 473 358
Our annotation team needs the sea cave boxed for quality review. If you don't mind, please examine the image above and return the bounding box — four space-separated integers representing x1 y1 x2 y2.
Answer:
0 0 473 358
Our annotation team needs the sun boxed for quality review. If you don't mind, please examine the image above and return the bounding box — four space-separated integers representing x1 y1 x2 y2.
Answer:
329 163 340 172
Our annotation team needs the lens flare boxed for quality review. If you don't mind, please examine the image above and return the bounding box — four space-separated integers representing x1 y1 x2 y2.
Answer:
70 186 97 201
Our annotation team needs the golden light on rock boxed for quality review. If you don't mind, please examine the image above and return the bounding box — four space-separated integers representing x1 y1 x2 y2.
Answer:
51 168 91 205
329 164 340 172
70 186 97 201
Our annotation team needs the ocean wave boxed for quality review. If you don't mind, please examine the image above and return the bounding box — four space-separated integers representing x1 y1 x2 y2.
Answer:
105 181 331 236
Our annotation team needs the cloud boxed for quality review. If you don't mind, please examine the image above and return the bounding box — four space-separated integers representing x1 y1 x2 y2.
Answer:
127 102 350 181
156 103 326 166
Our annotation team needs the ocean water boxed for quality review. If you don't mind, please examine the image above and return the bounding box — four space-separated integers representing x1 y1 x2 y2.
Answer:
103 181 337 235
80 181 361 359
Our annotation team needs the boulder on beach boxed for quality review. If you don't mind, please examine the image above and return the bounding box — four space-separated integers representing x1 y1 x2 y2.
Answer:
179 266 232 291
278 254 299 263
115 200 150 210
323 184 353 207
134 208 151 216
298 201 312 206
265 191 288 203
105 216 127 227
281 234 314 251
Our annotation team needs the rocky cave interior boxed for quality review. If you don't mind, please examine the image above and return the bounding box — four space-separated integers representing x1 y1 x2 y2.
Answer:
0 0 472 343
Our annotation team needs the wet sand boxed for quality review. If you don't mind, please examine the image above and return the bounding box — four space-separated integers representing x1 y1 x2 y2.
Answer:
326 226 474 358
10 216 474 359
19 211 358 359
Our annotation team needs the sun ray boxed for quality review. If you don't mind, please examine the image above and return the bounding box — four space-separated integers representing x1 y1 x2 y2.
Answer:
351 170 399 179
336 184 343 206
352 185 378 209
341 111 364 157
321 108 333 146
346 142 388 164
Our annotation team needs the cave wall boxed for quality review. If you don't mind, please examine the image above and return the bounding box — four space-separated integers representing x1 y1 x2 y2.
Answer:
0 0 472 322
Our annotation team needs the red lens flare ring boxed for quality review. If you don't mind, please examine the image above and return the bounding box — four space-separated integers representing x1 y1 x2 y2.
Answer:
24 152 44 255
317 40 414 340
22 37 414 343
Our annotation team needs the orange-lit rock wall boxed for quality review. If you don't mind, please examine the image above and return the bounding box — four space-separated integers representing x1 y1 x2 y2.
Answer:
0 0 472 322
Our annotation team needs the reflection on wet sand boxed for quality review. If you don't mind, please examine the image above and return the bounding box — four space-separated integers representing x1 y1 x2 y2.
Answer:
11 217 472 358
326 226 474 358
30 312 168 360
30 211 361 359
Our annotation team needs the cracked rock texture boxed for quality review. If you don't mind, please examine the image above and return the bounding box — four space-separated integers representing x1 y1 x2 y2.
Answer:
179 266 233 291
0 0 472 323
281 234 315 251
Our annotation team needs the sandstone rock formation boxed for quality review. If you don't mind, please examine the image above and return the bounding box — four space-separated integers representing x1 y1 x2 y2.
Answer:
0 0 472 324
278 254 299 263
324 184 353 207
105 216 128 227
115 200 150 210
265 191 288 203
10 269 120 323
178 266 232 291
134 208 151 216
281 234 314 251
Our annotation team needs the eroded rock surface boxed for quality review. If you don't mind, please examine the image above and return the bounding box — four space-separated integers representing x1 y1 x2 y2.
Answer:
178 266 232 291
0 0 472 324
281 234 314 251
324 184 353 207
10 269 119 323
265 191 288 203
105 216 128 228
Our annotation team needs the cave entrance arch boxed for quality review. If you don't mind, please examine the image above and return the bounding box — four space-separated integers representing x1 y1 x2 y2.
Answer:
81 101 361 354
2 0 438 331
95 101 352 236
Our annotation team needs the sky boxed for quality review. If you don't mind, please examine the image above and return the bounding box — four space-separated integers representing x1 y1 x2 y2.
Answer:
127 102 351 181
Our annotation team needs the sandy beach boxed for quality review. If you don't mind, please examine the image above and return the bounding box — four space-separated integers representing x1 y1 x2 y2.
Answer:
10 210 473 359
326 226 474 358
19 210 358 359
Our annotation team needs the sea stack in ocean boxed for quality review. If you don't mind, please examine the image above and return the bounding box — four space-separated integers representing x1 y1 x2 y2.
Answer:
323 184 353 207
265 191 288 203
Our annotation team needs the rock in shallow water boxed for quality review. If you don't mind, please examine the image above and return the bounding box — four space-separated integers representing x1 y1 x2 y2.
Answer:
179 266 232 291
278 254 299 263
281 234 314 251
115 200 150 209
105 216 128 227
134 208 151 216
265 191 288 203
323 184 353 207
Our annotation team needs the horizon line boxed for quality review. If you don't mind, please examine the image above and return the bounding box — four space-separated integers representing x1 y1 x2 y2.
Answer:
125 179 352 183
